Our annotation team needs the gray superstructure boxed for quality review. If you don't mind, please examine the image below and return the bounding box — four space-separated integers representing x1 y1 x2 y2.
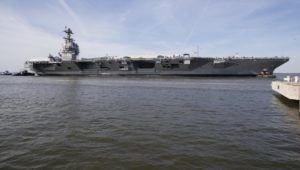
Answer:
25 27 289 76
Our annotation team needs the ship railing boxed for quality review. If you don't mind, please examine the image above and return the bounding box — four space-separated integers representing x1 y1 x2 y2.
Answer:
78 56 289 62
158 55 192 59
81 56 128 61
49 61 62 64
26 60 50 64
208 56 289 60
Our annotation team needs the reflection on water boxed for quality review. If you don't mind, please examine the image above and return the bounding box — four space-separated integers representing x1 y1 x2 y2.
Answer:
272 94 300 123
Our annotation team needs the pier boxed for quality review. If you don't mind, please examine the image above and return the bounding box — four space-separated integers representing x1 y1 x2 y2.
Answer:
272 76 300 113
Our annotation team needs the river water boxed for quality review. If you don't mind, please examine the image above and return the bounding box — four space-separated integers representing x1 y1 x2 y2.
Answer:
0 74 300 169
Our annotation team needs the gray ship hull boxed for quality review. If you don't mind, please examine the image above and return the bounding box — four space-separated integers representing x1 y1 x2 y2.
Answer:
29 57 288 76
24 27 289 77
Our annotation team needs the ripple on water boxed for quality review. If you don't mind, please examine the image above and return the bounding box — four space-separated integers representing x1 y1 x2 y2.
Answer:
0 76 300 169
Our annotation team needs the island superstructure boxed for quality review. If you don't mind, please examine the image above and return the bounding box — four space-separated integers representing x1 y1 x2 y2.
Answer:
25 27 289 76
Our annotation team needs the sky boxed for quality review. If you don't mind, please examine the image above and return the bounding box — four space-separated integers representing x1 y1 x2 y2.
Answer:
0 0 299 72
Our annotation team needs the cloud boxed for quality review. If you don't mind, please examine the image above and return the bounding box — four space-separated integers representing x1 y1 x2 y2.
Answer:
0 2 168 71
0 0 299 72
58 0 89 37
183 0 211 45
0 8 61 71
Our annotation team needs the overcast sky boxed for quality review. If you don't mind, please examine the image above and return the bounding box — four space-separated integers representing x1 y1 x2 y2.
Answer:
0 0 299 72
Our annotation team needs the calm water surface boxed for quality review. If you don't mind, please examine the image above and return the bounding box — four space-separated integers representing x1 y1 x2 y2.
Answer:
0 75 300 169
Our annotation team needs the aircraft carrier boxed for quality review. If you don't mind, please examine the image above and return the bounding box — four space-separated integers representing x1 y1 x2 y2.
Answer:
25 27 289 77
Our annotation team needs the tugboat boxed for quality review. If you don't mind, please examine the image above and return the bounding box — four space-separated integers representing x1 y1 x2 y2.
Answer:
256 69 276 78
13 70 35 76
0 70 12 75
